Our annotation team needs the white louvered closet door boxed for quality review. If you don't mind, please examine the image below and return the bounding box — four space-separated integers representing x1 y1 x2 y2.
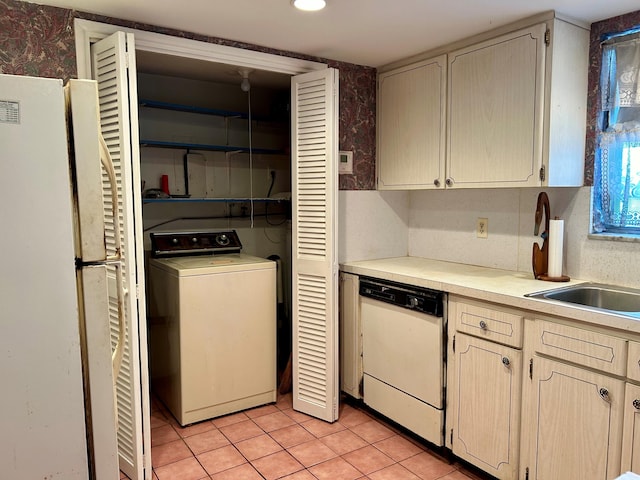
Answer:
291 68 339 422
90 32 151 480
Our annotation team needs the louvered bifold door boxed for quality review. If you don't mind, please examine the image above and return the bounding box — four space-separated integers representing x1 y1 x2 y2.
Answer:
291 68 339 422
90 31 151 480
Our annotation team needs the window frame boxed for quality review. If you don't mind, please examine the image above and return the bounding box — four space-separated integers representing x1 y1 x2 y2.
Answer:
592 27 640 237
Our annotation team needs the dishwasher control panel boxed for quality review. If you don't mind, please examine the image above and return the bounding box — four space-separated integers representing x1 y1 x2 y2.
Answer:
359 277 444 317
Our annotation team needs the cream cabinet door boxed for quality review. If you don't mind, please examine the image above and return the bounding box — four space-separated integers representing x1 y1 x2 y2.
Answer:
339 272 361 399
622 383 640 473
447 24 546 188
524 356 624 480
377 55 446 190
449 333 522 480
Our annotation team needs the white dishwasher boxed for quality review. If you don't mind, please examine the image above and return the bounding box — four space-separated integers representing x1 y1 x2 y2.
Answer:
360 277 446 446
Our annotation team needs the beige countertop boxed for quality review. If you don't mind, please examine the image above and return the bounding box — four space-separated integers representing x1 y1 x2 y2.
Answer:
340 256 640 336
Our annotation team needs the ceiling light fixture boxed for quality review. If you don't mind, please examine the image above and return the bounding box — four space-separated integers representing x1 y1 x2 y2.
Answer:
292 0 326 12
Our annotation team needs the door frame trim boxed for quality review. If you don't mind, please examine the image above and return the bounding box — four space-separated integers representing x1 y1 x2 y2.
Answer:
74 19 327 80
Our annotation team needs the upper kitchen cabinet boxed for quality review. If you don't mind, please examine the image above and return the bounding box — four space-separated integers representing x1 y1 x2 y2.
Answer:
377 55 446 190
377 13 589 190
447 24 545 188
448 18 588 188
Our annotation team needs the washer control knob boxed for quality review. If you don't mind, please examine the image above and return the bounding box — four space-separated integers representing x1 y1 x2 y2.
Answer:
216 234 230 246
408 296 419 308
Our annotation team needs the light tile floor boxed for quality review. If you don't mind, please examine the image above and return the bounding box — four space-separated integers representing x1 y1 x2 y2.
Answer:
120 393 489 480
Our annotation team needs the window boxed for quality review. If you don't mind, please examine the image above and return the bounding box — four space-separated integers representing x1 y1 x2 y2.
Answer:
593 32 640 235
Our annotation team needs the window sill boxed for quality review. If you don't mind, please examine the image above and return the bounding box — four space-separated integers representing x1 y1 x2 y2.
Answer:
588 232 640 243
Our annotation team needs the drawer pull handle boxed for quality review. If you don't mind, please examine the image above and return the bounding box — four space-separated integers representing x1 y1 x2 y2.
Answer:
633 399 640 410
599 387 610 402
502 356 510 367
479 320 488 330
434 179 441 187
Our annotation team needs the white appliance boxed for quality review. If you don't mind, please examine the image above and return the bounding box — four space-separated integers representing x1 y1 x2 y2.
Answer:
148 231 277 426
0 75 124 478
359 277 446 446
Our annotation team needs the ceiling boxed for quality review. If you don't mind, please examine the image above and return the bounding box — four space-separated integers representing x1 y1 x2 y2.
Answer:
26 0 639 68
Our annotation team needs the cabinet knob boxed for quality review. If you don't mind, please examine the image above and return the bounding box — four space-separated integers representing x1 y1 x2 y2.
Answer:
502 356 510 367
633 399 640 410
479 320 488 330
599 387 610 402
433 179 441 187
445 178 453 187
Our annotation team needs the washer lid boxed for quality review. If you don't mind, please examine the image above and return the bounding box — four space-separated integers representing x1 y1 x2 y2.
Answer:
149 253 275 276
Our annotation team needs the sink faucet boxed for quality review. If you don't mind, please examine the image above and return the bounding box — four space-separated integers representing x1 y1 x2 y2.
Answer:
532 192 550 279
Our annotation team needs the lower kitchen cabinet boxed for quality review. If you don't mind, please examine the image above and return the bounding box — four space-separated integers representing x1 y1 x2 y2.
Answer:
338 275 639 479
522 355 624 480
622 383 640 473
449 332 522 480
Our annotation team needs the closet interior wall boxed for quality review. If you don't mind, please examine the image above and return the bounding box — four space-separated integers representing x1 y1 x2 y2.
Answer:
138 71 291 257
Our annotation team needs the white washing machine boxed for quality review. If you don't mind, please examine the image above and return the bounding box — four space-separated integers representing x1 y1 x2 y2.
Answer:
147 231 276 426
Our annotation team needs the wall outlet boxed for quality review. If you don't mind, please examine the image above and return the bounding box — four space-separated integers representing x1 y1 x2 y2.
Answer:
477 217 488 238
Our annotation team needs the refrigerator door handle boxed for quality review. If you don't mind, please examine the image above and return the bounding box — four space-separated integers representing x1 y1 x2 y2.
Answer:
99 135 126 382
111 263 126 388
100 135 122 264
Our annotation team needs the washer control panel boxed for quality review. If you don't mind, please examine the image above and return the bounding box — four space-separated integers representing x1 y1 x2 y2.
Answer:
150 230 242 257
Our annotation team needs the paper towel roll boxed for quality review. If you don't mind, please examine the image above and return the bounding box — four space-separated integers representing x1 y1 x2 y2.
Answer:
547 219 564 278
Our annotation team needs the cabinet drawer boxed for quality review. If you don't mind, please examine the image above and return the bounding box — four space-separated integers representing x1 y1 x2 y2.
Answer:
451 298 523 348
534 320 628 376
628 342 640 383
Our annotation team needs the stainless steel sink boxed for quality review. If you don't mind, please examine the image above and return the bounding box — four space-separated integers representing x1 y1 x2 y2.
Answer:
525 283 640 315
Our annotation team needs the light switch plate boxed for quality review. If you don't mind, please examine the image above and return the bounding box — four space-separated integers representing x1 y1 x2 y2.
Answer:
339 150 353 174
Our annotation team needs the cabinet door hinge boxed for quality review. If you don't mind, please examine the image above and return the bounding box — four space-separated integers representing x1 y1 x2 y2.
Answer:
544 29 551 46
525 467 530 480
539 165 546 182
529 358 534 379
452 334 455 353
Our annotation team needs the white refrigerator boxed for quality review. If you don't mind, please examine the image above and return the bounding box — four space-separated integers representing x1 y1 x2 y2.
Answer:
0 75 124 479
